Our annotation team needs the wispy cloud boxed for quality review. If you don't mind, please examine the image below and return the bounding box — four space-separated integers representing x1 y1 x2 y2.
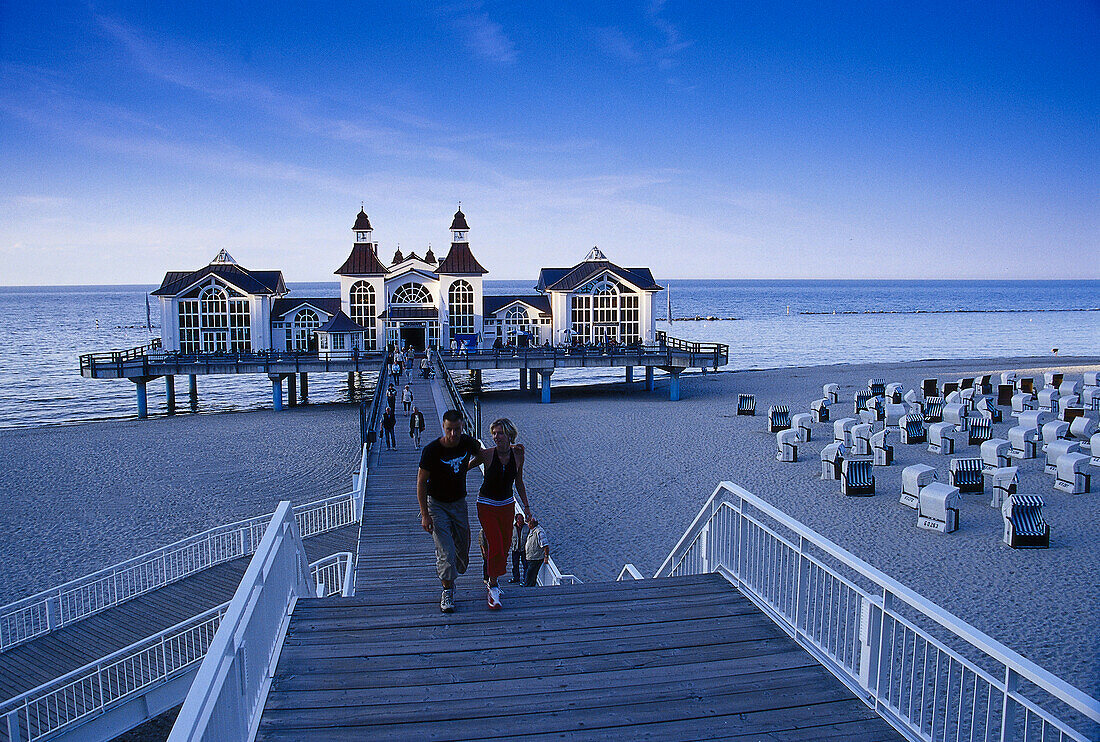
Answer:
646 0 693 72
447 6 518 64
592 26 641 63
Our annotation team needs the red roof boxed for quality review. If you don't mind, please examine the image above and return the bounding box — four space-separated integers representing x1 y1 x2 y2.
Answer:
449 209 470 231
352 209 372 231
436 242 487 274
334 243 387 276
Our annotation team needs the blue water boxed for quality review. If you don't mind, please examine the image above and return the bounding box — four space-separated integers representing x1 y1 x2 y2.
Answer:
0 281 1096 429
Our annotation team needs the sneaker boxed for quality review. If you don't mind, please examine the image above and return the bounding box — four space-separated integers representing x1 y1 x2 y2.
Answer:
487 586 502 610
440 589 455 613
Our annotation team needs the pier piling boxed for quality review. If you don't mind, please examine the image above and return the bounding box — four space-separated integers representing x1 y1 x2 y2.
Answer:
668 368 682 401
287 374 297 407
626 365 633 384
188 374 198 407
132 377 149 419
271 374 284 411
540 369 553 404
165 375 175 414
520 368 527 391
300 373 309 403
645 366 654 391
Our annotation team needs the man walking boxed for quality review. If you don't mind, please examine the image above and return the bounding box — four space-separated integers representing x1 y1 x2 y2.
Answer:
418 410 481 613
409 405 425 447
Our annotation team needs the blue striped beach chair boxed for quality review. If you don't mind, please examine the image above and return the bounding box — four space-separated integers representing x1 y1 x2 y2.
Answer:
968 417 992 445
767 404 791 433
1001 494 1049 548
924 396 945 423
841 458 875 496
949 457 984 494
900 413 926 444
737 393 755 416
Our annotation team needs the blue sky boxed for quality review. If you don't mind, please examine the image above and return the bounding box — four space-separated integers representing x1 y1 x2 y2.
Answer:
1 2 1097 284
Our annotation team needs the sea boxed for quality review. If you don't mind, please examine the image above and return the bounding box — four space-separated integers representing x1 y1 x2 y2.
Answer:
0 280 1096 429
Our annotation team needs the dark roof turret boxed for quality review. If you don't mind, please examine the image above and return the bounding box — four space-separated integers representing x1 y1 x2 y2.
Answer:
352 209 372 231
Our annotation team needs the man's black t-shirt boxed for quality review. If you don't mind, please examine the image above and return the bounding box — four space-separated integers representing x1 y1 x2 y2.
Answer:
419 434 480 503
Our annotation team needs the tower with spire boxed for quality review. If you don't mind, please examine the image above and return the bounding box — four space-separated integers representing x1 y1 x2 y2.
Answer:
335 207 388 348
436 206 487 346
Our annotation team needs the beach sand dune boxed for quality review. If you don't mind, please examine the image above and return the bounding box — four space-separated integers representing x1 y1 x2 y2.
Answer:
479 355 1100 697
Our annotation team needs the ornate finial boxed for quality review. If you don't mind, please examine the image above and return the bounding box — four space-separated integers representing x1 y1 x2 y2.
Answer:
458 200 462 211
361 200 364 210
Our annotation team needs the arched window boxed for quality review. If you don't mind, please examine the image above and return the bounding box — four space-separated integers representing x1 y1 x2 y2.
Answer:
290 309 320 351
502 305 530 343
570 278 638 344
391 282 432 305
199 286 229 352
448 280 474 337
350 281 377 349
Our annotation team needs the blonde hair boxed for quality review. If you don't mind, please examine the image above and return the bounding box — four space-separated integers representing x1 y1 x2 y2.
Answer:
490 417 518 443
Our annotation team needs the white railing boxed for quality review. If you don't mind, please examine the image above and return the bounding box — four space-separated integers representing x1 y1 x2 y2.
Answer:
167 502 312 742
0 492 358 652
0 552 352 742
653 481 1100 742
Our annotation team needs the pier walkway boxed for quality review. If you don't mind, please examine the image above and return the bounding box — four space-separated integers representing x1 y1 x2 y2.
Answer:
253 372 899 740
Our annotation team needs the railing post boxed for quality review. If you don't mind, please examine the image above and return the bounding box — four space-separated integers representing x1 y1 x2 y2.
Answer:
1000 667 1019 742
45 594 61 631
5 709 22 742
859 595 884 695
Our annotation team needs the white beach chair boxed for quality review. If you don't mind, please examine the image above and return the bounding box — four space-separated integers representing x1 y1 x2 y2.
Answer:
987 466 1018 509
885 382 904 403
852 423 873 455
1058 395 1080 417
776 429 798 463
810 398 830 423
1017 410 1052 432
917 482 961 533
1054 452 1091 494
884 403 908 429
833 417 858 446
1045 439 1081 475
824 383 840 404
1037 387 1060 414
791 412 813 442
1011 392 1035 417
821 442 845 480
1041 420 1069 451
1091 432 1100 468
980 438 1011 470
1007 425 1040 460
872 429 893 466
928 422 957 455
942 402 968 432
1069 415 1097 441
901 463 937 509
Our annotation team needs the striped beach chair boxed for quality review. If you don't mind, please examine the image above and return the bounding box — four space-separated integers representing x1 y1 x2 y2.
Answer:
900 413 926 444
1001 494 1049 548
924 396 945 423
767 405 791 433
968 416 992 445
854 389 874 414
841 458 875 496
949 457 984 494
737 393 755 416
868 378 886 397
975 396 1002 423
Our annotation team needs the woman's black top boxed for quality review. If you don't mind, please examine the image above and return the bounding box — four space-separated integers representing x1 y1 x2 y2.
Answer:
478 449 517 506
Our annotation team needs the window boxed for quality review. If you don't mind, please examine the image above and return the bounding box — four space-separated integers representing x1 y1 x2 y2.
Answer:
350 281 377 349
178 300 200 353
620 293 640 344
287 309 320 351
229 298 251 351
391 282 432 305
332 333 346 350
448 280 474 337
570 278 637 343
501 305 531 343
199 286 229 352
570 294 591 343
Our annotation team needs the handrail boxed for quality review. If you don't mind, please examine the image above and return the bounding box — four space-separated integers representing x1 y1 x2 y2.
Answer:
437 340 728 368
657 481 1100 742
80 347 388 377
362 352 391 450
431 348 474 430
167 502 311 742
0 553 351 742
0 492 358 653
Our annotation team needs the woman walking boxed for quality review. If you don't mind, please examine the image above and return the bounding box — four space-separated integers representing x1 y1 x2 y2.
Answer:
467 418 531 610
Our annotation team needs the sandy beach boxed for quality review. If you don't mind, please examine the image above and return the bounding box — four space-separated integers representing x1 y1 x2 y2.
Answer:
0 404 361 606
479 355 1100 697
1 355 1097 708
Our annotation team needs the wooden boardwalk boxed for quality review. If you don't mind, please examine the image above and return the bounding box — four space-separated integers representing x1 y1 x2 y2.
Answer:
0 524 358 700
256 374 901 741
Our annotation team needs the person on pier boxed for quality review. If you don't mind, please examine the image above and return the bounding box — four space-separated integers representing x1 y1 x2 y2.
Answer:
409 405 425 447
418 410 482 613
464 418 533 610
402 384 413 415
381 406 397 450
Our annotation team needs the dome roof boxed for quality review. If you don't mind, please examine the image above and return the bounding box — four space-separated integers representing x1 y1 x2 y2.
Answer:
449 209 470 231
353 209 372 231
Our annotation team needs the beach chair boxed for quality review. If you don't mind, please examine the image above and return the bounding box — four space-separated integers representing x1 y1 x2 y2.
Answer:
810 398 830 423
1002 495 1049 549
1044 439 1080 475
1011 393 1035 417
1091 433 1100 468
852 423 873 455
997 384 1015 407
1007 425 1040 460
884 403 908 429
968 417 992 445
885 382 904 404
859 408 878 426
959 377 974 391
1017 410 1051 432
944 390 962 405
1044 372 1063 389
924 397 945 423
959 387 976 411
917 482 961 533
980 438 1011 470
922 378 938 398
942 381 959 397
928 422 957 455
1037 387 1060 414
834 417 858 446
1085 372 1099 388
1017 377 1035 395
900 463 937 509
1054 452 1091 494
1041 420 1069 451
872 429 893 466
868 378 886 397
999 372 1017 387
1058 396 1080 418
988 466 1018 509
1069 415 1097 441
824 383 840 404
776 429 798 462
1059 380 1082 398
974 396 1002 423
821 442 845 480
942 402 968 432
841 458 875 496
792 413 813 442
767 405 791 433
737 393 755 416
904 388 924 409
949 457 984 494
900 413 926 444
854 390 874 414
975 375 993 395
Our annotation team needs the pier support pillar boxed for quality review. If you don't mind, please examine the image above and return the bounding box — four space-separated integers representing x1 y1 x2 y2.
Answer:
529 368 538 394
270 375 284 412
188 374 198 408
287 374 297 407
645 366 654 391
669 368 682 402
300 373 309 403
520 369 527 391
540 370 553 404
132 377 151 419
347 371 355 390
626 366 633 385
165 375 176 414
